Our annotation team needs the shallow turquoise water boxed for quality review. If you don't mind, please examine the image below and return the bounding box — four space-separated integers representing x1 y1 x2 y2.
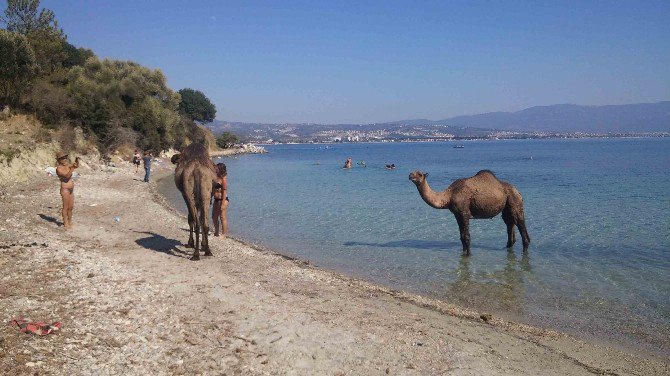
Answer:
158 138 670 358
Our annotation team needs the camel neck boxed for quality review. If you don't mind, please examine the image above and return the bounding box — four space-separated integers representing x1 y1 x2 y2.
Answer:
417 180 449 209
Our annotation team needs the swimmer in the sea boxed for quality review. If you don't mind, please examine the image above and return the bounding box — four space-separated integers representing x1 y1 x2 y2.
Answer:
343 157 352 169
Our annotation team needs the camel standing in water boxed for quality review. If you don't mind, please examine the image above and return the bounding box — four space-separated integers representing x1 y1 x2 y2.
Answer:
409 170 530 255
171 143 216 260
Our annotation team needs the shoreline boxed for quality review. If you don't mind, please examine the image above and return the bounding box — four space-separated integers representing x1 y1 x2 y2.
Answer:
243 134 669 147
153 169 668 364
151 172 556 338
209 144 267 157
1 163 668 374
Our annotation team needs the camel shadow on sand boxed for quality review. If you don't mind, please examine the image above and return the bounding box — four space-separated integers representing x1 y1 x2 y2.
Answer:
343 239 501 252
38 213 62 227
134 231 191 258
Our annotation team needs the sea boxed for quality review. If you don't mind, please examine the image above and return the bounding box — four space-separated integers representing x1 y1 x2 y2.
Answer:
157 138 670 359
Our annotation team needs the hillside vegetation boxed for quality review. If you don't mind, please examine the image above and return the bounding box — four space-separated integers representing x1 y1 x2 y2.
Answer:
0 0 219 157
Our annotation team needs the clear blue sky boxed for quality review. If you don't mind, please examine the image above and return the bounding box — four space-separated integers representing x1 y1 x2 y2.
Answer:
45 0 670 124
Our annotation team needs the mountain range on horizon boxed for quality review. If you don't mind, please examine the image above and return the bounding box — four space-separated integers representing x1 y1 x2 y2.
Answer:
207 101 670 142
412 101 670 133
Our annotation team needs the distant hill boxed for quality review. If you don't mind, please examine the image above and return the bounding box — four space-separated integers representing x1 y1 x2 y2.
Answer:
436 101 670 133
207 101 670 142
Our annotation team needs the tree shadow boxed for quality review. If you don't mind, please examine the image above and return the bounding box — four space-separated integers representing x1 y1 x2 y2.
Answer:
134 231 190 258
38 213 62 227
343 239 499 252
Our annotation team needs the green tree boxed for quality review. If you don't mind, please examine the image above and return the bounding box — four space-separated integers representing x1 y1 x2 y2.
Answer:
2 0 67 75
216 132 239 149
1 0 61 35
178 88 216 123
0 29 36 106
62 41 94 68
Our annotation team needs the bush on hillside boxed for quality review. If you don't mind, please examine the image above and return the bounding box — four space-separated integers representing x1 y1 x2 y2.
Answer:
27 76 72 126
2 0 67 76
2 0 220 155
0 29 37 107
64 58 184 152
216 132 239 149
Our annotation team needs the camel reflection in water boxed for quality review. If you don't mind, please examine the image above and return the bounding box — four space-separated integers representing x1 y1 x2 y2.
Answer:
342 238 533 315
446 251 532 315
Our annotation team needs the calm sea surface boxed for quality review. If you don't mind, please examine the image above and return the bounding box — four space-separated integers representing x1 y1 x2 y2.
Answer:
158 138 670 358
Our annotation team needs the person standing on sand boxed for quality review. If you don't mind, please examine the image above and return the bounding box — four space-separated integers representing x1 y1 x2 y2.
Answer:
212 162 229 239
142 151 152 182
55 152 79 229
132 149 141 173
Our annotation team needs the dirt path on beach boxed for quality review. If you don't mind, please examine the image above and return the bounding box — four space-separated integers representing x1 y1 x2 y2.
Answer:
0 164 668 375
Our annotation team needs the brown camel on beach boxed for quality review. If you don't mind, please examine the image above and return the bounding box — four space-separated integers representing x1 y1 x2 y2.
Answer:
409 170 530 255
171 143 217 260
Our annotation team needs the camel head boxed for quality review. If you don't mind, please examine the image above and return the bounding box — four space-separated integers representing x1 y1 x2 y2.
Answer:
409 170 429 185
170 153 182 165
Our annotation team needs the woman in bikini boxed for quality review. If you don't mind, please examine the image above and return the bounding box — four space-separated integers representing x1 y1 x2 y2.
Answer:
132 149 141 173
212 162 229 239
55 152 79 229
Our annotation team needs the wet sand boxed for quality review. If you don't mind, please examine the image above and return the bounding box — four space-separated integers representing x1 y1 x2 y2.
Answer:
0 162 668 375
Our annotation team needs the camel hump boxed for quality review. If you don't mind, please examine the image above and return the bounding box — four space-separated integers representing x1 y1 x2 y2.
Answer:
475 169 496 178
180 142 212 166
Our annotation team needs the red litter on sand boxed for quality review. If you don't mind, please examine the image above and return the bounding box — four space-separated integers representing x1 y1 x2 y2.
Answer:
11 317 62 335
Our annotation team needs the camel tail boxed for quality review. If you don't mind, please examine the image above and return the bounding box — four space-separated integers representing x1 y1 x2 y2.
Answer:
192 165 213 233
191 167 207 219
183 170 199 224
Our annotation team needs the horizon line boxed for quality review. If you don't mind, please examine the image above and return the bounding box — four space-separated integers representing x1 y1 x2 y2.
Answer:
211 99 670 125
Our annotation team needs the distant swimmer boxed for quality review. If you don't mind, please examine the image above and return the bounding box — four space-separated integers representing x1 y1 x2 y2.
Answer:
343 157 352 169
385 164 396 170
357 161 366 167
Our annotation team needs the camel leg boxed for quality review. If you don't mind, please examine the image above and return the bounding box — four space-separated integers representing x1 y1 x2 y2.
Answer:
502 207 516 248
455 214 471 256
516 218 530 253
512 205 530 252
186 213 195 248
201 202 213 257
191 219 200 261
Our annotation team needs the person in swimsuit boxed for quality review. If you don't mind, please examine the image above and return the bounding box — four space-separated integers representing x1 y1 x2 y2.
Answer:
343 157 352 169
55 151 79 229
212 162 229 239
132 149 141 173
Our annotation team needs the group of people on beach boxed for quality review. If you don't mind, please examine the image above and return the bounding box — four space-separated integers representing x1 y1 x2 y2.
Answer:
53 150 229 239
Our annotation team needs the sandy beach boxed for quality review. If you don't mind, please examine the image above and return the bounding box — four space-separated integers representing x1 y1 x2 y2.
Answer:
0 162 668 376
